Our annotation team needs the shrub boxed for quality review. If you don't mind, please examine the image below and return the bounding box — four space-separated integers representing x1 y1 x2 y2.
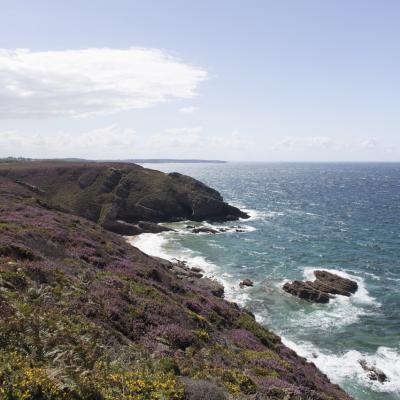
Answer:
158 324 195 350
0 269 27 290
182 378 227 400
89 369 184 400
194 330 209 342
158 357 180 374
221 370 256 395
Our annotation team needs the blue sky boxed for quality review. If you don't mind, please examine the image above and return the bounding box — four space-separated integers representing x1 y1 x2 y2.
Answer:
0 0 399 161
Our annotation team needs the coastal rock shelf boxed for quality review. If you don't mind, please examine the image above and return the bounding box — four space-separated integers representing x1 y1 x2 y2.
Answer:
283 270 358 303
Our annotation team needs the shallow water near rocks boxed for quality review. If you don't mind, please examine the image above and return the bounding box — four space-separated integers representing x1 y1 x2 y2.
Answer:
133 162 400 400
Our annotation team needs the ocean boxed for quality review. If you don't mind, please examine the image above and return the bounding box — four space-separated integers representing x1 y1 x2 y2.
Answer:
131 162 400 400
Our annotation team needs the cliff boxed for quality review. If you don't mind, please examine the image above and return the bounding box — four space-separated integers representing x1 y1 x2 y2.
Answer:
0 161 248 234
0 164 351 400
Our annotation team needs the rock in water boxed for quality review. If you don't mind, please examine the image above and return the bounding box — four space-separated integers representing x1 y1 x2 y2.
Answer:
283 270 358 303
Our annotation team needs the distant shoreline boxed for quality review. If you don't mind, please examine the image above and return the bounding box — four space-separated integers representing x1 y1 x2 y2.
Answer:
127 159 227 164
0 157 227 164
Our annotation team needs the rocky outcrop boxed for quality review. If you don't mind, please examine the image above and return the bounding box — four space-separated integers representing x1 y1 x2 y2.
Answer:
283 270 358 303
0 162 249 234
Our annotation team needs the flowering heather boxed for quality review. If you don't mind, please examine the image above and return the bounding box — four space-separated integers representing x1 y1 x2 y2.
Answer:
0 170 352 400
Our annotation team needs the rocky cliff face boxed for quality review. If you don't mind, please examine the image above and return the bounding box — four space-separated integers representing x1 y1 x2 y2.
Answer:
0 162 248 234
0 165 352 400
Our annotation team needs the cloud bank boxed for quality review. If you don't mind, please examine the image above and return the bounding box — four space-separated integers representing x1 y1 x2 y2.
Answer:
0 126 253 160
179 106 197 113
0 48 207 118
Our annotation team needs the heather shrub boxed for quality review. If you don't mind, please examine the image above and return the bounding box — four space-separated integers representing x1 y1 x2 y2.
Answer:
182 378 227 400
228 329 264 351
157 324 195 350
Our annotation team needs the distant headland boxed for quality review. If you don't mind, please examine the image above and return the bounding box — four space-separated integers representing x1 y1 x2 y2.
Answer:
0 157 226 164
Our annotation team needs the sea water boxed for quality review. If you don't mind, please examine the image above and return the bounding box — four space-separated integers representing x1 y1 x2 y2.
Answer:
131 162 400 400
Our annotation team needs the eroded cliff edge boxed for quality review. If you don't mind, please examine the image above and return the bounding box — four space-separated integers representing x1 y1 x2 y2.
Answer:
0 161 248 234
0 162 351 399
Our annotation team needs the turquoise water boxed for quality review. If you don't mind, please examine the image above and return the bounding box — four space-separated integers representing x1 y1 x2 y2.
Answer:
134 162 400 400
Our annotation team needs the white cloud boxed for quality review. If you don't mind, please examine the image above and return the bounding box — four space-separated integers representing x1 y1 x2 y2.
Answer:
0 48 207 119
360 137 379 149
272 136 338 150
179 106 197 113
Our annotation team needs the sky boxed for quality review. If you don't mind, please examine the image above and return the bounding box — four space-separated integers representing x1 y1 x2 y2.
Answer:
0 0 399 161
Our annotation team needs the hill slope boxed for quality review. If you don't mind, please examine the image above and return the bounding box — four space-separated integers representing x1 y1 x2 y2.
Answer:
0 168 351 399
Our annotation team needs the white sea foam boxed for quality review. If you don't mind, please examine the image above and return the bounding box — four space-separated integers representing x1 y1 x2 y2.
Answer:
128 233 171 260
280 337 400 395
161 220 256 234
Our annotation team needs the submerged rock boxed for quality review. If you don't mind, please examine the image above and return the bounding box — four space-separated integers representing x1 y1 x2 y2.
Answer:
283 270 358 303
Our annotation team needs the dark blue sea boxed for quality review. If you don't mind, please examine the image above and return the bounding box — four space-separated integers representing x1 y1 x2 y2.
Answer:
133 162 400 400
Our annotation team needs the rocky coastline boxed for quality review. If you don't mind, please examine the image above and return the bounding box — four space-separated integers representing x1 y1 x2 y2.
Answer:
0 161 352 399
